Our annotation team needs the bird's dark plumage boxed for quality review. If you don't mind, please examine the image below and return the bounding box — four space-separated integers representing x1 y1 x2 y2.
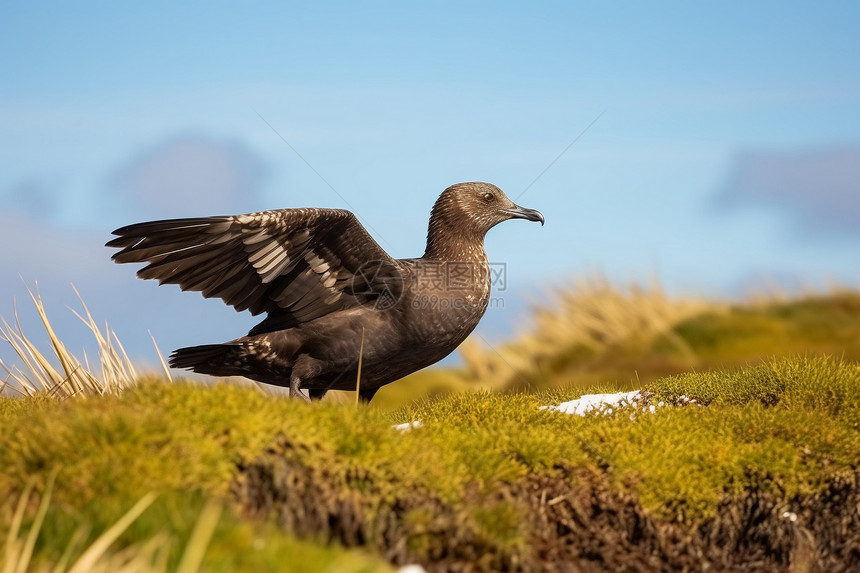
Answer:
107 182 544 401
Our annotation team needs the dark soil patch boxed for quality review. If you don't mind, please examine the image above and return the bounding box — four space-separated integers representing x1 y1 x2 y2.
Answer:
231 434 860 572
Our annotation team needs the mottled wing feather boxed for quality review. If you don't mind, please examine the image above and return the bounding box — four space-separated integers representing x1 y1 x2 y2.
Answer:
107 209 400 324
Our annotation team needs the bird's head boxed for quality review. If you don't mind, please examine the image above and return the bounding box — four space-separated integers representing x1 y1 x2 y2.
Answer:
430 182 544 237
424 182 544 260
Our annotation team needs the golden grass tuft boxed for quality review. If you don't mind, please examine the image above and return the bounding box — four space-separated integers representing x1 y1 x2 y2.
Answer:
3 482 222 573
0 285 141 398
457 275 720 389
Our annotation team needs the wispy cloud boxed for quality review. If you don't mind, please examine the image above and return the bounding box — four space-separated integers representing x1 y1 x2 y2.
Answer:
0 211 250 371
1 179 58 220
105 134 268 218
715 145 860 237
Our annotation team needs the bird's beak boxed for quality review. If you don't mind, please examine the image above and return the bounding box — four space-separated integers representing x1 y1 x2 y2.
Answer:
504 205 545 226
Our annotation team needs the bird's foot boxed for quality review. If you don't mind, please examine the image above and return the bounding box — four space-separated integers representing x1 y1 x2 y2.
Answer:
289 375 310 402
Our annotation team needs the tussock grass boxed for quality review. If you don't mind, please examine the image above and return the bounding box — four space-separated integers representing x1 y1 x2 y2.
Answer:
2 479 385 573
3 480 218 573
461 275 714 384
0 286 138 398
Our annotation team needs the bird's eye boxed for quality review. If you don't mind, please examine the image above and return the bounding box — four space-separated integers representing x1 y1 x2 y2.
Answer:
483 192 495 201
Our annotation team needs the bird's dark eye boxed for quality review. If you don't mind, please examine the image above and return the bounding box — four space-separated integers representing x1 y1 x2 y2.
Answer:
483 192 495 201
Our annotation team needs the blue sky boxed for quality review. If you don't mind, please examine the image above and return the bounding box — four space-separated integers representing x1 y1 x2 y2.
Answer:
2 2 859 370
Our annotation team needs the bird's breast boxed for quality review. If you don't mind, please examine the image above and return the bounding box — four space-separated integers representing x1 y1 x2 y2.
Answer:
401 259 492 347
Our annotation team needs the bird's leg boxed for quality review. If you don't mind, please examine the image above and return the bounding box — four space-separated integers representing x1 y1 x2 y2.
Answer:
358 387 378 404
289 374 310 402
308 389 328 400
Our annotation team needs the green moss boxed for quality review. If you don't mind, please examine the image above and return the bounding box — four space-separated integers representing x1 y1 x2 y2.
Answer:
0 383 393 571
646 354 860 414
2 356 859 568
471 502 527 549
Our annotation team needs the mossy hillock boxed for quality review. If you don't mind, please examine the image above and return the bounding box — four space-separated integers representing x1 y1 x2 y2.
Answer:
232 356 860 571
3 356 859 571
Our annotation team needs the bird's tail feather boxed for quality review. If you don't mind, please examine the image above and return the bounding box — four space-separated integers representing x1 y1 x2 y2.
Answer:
169 343 244 376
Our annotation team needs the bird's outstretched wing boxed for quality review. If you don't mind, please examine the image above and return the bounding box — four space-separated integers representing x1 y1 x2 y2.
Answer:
107 209 404 330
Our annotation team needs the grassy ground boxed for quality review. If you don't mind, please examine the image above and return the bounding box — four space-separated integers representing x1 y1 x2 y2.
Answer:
2 284 860 570
0 381 395 572
3 357 860 570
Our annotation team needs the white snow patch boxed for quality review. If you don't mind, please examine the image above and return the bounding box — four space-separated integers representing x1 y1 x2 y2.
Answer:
392 392 700 432
542 391 701 417
392 420 423 432
541 390 644 416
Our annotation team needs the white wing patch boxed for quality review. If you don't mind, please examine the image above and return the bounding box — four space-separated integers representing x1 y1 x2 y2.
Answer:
243 228 273 245
243 226 294 284
240 221 346 299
